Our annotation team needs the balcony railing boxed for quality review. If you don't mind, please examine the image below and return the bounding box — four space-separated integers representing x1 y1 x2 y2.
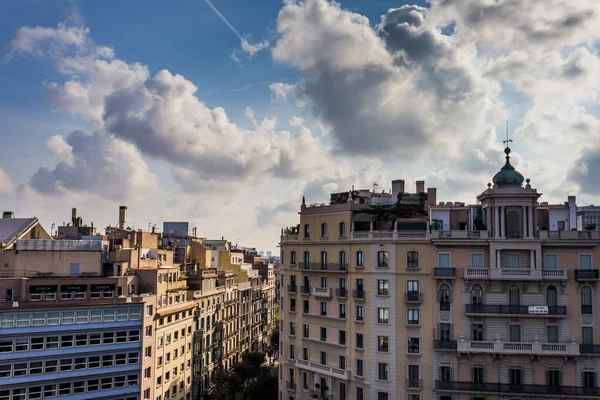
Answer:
576 269 600 281
434 268 456 278
295 359 348 380
405 291 422 303
286 381 296 391
457 340 580 356
406 379 423 389
434 340 458 350
542 269 568 279
312 287 332 298
436 380 600 397
335 288 347 298
299 262 348 272
432 230 489 239
466 304 567 316
540 230 600 240
580 344 600 354
288 284 297 294
352 289 365 300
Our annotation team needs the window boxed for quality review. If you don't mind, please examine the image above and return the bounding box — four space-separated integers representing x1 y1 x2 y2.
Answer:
407 280 419 293
289 322 296 336
471 284 483 305
146 305 153 316
508 285 520 306
544 254 557 269
377 280 389 295
144 367 151 379
547 325 558 343
339 222 346 237
509 325 521 342
339 304 346 319
339 382 347 400
377 393 389 400
290 298 296 312
290 251 296 264
356 251 364 267
378 363 389 380
407 309 420 325
438 253 451 268
356 359 364 376
320 327 327 341
320 302 327 316
289 344 295 359
303 224 310 238
378 308 389 323
439 323 451 340
339 355 346 369
546 285 558 307
507 254 521 268
582 327 594 345
302 347 308 360
583 371 596 388
407 251 419 268
440 366 452 382
438 284 451 311
356 333 363 349
510 367 522 385
303 324 309 338
473 365 484 384
303 251 310 267
339 251 346 270
303 300 309 313
321 223 328 238
472 324 484 341
339 330 346 345
408 364 420 388
320 351 326 365
470 253 484 268
320 251 328 269
145 346 152 358
320 277 327 288
580 254 592 269
377 251 389 268
547 369 561 387
378 336 389 352
408 338 420 353
582 286 593 314
356 306 364 321
302 371 308 389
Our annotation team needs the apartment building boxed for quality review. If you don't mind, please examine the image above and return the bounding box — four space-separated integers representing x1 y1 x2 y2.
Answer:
279 182 438 400
432 147 600 399
280 145 600 400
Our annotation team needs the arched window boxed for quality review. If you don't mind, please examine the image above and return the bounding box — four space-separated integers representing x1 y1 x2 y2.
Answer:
546 285 558 307
581 286 593 314
438 284 451 311
471 284 484 305
407 251 419 268
201 317 205 329
508 285 520 306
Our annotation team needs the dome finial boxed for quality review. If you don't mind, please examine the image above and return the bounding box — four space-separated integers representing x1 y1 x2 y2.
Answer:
492 122 524 187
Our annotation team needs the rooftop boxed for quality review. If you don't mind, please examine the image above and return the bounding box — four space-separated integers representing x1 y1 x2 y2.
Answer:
0 217 39 248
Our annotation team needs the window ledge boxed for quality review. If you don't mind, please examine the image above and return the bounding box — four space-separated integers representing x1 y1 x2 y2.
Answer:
406 323 422 327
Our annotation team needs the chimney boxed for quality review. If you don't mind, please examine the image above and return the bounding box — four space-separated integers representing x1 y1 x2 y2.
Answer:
119 206 127 229
416 180 425 193
71 207 77 221
427 188 437 207
2 211 14 219
391 179 405 200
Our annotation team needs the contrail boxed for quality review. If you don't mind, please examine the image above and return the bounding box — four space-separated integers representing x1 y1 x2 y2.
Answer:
204 0 244 41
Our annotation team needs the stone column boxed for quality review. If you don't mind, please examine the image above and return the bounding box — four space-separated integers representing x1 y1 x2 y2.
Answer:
522 206 527 238
500 206 505 238
530 249 535 269
495 207 500 238
496 249 501 269
528 206 534 238
486 208 492 233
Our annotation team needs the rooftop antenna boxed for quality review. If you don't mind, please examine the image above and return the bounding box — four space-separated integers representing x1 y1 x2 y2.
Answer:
503 120 513 147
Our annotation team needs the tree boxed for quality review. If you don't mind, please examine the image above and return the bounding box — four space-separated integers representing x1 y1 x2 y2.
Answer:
585 223 597 231
266 329 279 358
208 371 242 400
210 352 276 400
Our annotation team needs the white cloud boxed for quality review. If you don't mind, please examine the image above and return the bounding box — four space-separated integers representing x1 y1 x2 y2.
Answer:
0 168 16 196
6 22 89 61
241 39 269 56
269 82 296 102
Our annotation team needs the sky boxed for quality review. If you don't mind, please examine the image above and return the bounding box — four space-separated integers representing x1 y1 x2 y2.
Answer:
1 0 600 252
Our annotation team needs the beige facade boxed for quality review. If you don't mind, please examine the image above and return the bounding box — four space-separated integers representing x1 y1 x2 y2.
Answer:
280 151 600 400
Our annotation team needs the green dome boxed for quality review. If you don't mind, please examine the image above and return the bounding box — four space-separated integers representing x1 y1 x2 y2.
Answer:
492 147 524 187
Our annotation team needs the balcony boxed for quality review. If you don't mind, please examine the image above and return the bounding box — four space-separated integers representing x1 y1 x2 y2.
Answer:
286 381 296 391
406 379 423 389
490 268 541 280
335 288 347 298
434 340 457 350
352 289 365 300
434 268 456 278
542 269 568 280
287 284 297 294
299 262 348 273
312 287 332 298
300 286 311 295
580 344 600 354
431 230 489 240
576 269 600 281
457 340 580 356
466 304 567 317
540 230 600 240
436 380 600 398
295 359 349 380
405 291 422 303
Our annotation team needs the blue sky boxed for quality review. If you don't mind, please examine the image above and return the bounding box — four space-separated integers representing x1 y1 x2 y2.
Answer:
1 0 599 251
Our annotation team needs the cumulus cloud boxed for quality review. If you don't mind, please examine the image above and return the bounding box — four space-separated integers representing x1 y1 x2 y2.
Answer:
0 168 16 196
569 148 600 196
269 82 297 102
5 22 90 61
29 131 158 201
